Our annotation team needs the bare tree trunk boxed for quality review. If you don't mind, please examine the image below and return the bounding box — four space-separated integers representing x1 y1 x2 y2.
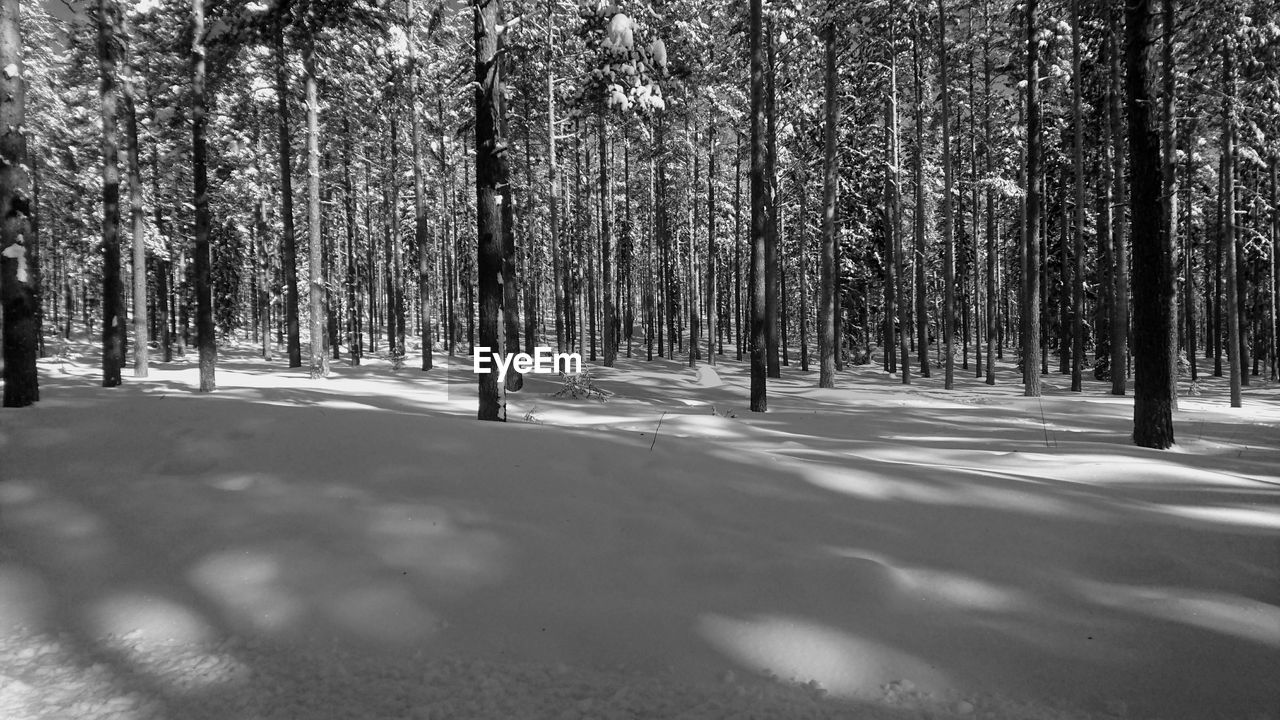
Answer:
1159 0 1178 406
303 41 327 378
192 0 215 392
912 12 930 378
938 0 955 389
121 27 147 378
0 0 37 406
274 20 301 368
817 7 838 390
409 1 432 371
706 110 717 367
475 0 504 420
1022 0 1041 397
764 17 779 379
1109 14 1130 395
750 0 769 409
1222 41 1241 407
1129 0 1174 447
1070 0 1084 391
99 0 125 387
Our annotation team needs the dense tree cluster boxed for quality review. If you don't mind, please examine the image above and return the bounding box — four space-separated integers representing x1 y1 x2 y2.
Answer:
2 0 1278 447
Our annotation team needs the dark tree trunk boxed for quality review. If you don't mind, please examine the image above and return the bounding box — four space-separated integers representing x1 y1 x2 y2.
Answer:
474 0 504 420
99 0 125 387
912 12 930 378
706 111 717 367
817 5 838 390
1022 0 1042 397
1109 14 1130 395
764 18 779 379
0 0 37 407
749 0 768 410
409 3 432 372
600 113 615 368
274 20 301 368
1160 0 1179 406
1070 0 1085 391
1128 0 1174 447
983 0 996 385
192 0 215 392
938 0 955 389
1222 41 1241 407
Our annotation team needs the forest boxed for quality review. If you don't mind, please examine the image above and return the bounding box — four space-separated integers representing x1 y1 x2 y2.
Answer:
2 0 1279 447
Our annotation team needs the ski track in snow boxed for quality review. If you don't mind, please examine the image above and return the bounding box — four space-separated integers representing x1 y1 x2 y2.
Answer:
2 339 1278 720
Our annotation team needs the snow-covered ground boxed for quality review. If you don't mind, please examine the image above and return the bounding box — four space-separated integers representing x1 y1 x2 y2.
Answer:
2 338 1278 720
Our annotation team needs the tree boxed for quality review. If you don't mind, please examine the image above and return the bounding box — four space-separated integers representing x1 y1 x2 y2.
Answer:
1128 0 1173 447
1222 38 1242 408
475 0 503 421
192 0 215 392
1022 0 1041 397
0 0 37 407
817 1 837 390
99 0 126 388
938 0 955 390
749 0 767 411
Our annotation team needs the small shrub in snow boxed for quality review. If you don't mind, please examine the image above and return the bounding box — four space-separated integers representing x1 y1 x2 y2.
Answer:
555 371 613 401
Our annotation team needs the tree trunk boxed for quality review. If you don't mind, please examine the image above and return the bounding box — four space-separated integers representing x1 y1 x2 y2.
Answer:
192 0 215 392
706 111 717 367
750 0 768 409
1022 0 1042 397
1070 0 1084 391
912 12 929 378
938 0 955 389
409 3 432 372
274 20 301 368
0 0 37 407
304 42 327 378
1128 0 1174 447
1221 41 1241 407
99 0 125 387
501 81 521 390
817 8 838 390
764 18 779 379
1109 14 1129 395
475 0 504 420
121 28 147 378
1159 0 1178 406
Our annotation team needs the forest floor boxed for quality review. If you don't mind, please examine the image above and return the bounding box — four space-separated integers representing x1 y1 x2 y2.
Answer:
2 335 1278 720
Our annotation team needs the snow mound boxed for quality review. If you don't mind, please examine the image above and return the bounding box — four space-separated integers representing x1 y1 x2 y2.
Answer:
689 365 723 388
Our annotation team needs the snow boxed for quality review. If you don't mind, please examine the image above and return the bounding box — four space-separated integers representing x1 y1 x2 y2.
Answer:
2 339 1278 720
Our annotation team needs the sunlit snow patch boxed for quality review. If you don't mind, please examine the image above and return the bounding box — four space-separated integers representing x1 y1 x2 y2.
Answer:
697 613 953 701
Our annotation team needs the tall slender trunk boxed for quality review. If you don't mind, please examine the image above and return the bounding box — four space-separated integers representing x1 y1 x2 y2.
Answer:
764 18 779 379
1022 0 1041 397
1129 0 1173 447
1069 0 1084 391
983 0 995 385
1109 14 1129 395
475 0 504 420
0 0 38 406
409 2 432 371
938 0 955 389
1159 0 1178 406
274 20 301 367
600 112 615 367
750 0 769 409
303 41 327 378
99 0 125 387
501 78 521 390
343 119 360 366
546 14 564 353
818 6 838 390
706 111 717 367
1222 41 1241 407
1269 156 1278 381
912 12 929 377
192 0 215 391
121 29 147 378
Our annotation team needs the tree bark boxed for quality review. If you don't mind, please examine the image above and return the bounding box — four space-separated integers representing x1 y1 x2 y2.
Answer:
749 0 768 410
764 18 779 379
474 0 504 420
1022 0 1041 397
1070 0 1085 392
409 1 432 372
1129 0 1174 447
912 12 930 378
192 0 215 392
1109 13 1130 395
938 0 955 389
1159 0 1178 406
99 0 125 387
0 0 37 407
817 6 838 390
121 25 147 378
1221 41 1241 407
274 20 301 368
304 41 327 378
